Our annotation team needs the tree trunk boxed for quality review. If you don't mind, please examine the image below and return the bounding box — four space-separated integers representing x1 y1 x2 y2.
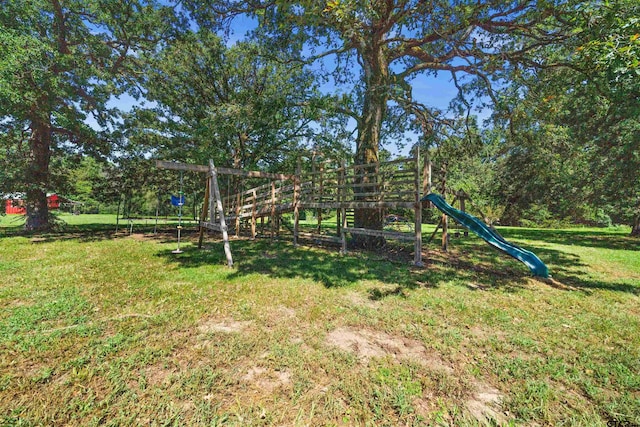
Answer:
631 214 640 237
25 118 52 231
352 43 388 249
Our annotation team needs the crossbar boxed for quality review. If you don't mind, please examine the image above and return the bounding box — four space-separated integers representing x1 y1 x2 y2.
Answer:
156 160 293 180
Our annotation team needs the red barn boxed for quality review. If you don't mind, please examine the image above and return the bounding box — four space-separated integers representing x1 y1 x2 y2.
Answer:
4 194 60 214
48 194 60 209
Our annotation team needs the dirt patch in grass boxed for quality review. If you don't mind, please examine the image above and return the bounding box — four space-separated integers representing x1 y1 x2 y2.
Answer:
263 305 297 327
197 318 252 334
326 327 511 424
326 327 452 373
466 282 491 291
465 380 508 424
242 366 292 392
127 233 148 241
344 291 379 309
145 363 177 387
145 318 252 387
466 325 507 342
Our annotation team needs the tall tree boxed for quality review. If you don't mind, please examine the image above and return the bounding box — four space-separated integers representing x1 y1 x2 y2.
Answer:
128 29 325 173
489 0 640 232
0 0 180 230
573 0 640 235
190 0 573 242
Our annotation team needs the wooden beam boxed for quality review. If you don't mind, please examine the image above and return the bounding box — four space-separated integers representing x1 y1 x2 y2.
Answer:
251 189 257 240
296 232 342 244
198 179 210 249
301 201 416 210
200 221 222 232
344 227 416 241
156 160 293 180
209 160 233 267
219 168 292 181
156 160 209 173
414 148 423 267
293 160 301 247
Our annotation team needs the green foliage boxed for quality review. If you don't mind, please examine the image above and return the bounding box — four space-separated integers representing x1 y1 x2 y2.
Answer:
484 0 640 231
574 1 640 92
0 0 181 229
188 0 574 186
127 29 327 172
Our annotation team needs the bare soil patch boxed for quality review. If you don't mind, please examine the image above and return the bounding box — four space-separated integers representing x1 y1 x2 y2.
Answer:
145 363 178 387
127 233 148 241
197 318 252 334
465 380 508 424
344 291 379 309
242 366 292 392
264 305 296 326
326 327 510 423
326 327 452 372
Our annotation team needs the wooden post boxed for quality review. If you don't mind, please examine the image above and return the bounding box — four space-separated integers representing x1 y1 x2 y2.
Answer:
414 149 424 266
214 174 220 224
339 161 348 254
336 166 341 236
293 160 301 247
251 189 257 240
210 160 233 267
311 150 317 219
235 186 241 238
317 161 323 234
426 158 432 195
270 180 276 241
459 189 468 237
442 213 449 251
441 162 448 252
198 178 210 249
275 182 281 238
422 154 432 208
337 161 344 236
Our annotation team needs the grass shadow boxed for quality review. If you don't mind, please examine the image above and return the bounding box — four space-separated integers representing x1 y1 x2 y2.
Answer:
531 244 640 295
498 227 640 251
1 223 191 245
0 226 117 244
158 238 424 289
161 230 636 296
451 234 639 295
157 236 547 296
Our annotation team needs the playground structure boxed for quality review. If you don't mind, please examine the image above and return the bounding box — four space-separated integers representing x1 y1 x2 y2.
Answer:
156 153 549 277
157 153 430 267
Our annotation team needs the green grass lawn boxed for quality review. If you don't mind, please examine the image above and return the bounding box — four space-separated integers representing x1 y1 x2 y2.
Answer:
1 216 638 426
0 213 197 235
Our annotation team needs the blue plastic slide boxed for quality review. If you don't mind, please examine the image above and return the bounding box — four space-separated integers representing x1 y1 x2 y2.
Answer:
422 193 550 278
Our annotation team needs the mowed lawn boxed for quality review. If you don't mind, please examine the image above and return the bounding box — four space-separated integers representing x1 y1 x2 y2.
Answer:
1 215 638 426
